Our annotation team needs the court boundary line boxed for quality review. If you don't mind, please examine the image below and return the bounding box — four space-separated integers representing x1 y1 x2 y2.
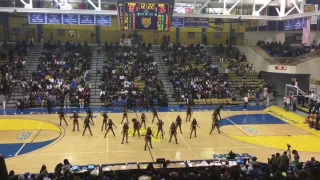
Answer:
224 117 270 147
14 122 43 156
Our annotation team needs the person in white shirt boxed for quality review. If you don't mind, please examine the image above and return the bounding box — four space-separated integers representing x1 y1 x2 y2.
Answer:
100 90 106 96
244 95 248 110
78 86 84 92
285 96 291 111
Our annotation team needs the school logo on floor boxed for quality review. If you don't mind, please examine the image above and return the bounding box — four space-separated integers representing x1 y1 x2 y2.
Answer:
17 132 32 140
243 127 258 135
128 127 162 142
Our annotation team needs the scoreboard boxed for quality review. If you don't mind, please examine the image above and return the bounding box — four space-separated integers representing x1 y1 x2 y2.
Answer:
117 0 175 31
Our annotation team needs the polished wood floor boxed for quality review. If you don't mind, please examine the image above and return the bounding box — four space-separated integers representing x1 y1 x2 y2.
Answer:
2 109 319 174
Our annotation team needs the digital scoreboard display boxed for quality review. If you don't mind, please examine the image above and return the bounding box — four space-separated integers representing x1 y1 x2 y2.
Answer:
117 0 174 31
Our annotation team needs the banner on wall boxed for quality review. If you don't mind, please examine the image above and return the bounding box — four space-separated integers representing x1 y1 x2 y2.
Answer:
79 15 95 25
28 13 111 26
171 17 184 28
46 14 62 24
285 33 302 44
63 14 79 25
95 15 111 26
284 20 293 30
184 17 209 28
29 13 46 24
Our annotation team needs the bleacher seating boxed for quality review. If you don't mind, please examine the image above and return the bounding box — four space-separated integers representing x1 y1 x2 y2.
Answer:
98 41 168 107
162 43 271 106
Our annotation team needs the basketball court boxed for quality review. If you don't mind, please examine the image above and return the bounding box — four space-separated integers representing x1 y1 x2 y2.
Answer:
1 105 319 174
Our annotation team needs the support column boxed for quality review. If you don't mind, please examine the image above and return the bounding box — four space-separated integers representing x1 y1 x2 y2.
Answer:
230 23 235 45
96 26 100 43
37 1 43 43
176 28 180 44
202 28 206 44
1 15 10 42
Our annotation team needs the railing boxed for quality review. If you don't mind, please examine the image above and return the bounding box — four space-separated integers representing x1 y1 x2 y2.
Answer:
243 39 320 65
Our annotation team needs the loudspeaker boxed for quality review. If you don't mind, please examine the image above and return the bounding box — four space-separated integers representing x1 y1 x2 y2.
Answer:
0 155 8 180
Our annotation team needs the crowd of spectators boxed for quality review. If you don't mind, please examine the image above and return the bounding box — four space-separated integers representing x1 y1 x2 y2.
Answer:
99 40 168 107
163 43 236 103
256 41 314 57
0 42 28 100
5 149 320 180
19 41 92 109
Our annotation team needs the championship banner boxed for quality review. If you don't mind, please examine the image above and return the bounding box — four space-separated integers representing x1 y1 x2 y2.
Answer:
302 17 311 45
119 38 132 46
304 4 318 24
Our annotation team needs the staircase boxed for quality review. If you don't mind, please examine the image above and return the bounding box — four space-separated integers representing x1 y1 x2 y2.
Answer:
89 46 104 107
153 46 177 105
7 46 43 108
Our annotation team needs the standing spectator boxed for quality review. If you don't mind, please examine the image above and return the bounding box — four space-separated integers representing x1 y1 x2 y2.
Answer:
9 47 14 63
47 97 52 114
97 43 101 56
243 95 248 110
15 99 23 114
255 91 260 105
12 31 15 42
279 151 290 170
50 32 53 43
263 91 268 106
273 89 278 105
285 96 291 111
40 32 44 45
271 153 280 173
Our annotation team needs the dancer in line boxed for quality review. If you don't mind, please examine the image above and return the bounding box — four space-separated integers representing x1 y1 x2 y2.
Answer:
175 115 182 133
83 116 93 136
87 108 94 125
156 119 164 139
141 113 147 129
190 118 200 138
210 110 221 134
169 122 178 144
132 118 140 137
144 127 155 151
58 108 68 126
101 112 108 131
121 122 129 144
121 106 129 124
104 119 117 137
152 106 159 123
70 112 83 131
